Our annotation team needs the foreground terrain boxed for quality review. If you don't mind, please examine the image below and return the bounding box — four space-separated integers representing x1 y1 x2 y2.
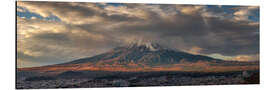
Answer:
16 70 259 89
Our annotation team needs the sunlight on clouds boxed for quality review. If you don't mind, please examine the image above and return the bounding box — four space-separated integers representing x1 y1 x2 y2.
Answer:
208 53 259 61
20 48 43 57
105 5 149 20
232 54 259 61
17 2 108 25
233 6 259 21
176 5 205 15
31 16 37 20
207 53 234 61
185 46 203 55
17 59 41 68
17 2 51 17
16 2 259 67
71 29 105 41
17 17 68 39
16 17 114 67
17 7 26 12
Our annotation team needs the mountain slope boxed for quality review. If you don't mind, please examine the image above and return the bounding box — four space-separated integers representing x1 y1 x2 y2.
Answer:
62 43 220 65
18 43 259 72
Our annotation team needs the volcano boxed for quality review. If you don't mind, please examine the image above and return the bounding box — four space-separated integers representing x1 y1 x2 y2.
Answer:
18 43 259 72
62 43 220 65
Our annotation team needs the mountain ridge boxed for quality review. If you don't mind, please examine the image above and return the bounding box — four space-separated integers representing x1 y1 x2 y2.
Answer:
61 43 220 65
17 43 259 72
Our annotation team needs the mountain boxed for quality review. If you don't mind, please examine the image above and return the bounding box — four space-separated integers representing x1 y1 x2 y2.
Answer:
62 43 220 65
18 43 259 72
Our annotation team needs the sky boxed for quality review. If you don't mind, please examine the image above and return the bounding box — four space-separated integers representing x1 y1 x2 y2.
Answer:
16 1 259 68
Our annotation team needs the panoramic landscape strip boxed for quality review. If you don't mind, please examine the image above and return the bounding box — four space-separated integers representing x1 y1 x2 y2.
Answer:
16 1 259 89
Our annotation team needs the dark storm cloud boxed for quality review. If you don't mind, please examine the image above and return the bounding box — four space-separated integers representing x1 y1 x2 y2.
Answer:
199 18 259 55
33 32 72 43
105 6 259 56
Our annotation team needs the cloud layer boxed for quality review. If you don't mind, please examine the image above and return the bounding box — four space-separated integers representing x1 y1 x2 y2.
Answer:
17 2 259 68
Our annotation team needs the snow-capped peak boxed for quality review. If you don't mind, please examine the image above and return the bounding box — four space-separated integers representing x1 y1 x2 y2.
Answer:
128 41 164 51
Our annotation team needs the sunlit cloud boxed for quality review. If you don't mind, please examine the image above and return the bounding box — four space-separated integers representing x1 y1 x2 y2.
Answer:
233 6 259 21
207 53 259 61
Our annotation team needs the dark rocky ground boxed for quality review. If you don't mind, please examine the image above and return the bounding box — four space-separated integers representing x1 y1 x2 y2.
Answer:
16 70 259 89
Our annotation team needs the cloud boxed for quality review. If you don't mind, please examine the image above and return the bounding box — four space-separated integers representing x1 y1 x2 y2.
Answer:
176 5 205 15
207 53 259 61
17 2 260 67
184 46 204 55
17 17 117 67
17 7 26 12
17 2 105 24
31 16 37 19
104 5 149 20
233 6 259 21
232 54 259 61
17 58 41 68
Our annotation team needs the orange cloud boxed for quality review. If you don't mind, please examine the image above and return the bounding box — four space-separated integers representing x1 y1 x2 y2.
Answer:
186 46 203 55
233 54 259 61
